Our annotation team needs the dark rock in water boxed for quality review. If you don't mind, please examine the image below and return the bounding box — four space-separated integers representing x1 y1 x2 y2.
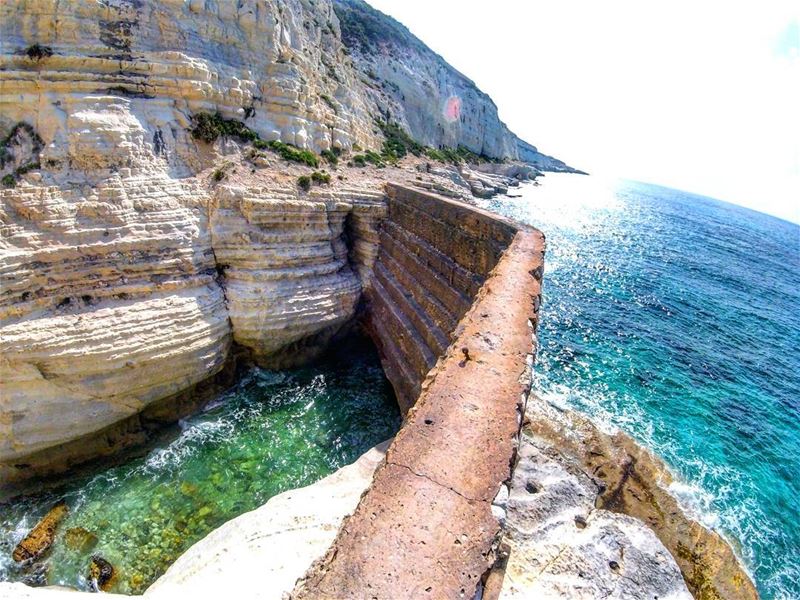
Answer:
89 555 116 591
64 527 98 553
12 501 69 562
19 561 48 587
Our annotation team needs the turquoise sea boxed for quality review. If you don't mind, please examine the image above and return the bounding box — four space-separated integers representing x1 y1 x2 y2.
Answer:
479 175 800 600
0 338 400 594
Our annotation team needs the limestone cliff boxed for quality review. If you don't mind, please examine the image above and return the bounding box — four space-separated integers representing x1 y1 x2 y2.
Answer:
0 0 565 482
331 0 579 169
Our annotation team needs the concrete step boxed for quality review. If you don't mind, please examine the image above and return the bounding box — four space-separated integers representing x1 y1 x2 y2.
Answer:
366 278 437 383
382 220 484 299
379 229 473 319
374 261 450 358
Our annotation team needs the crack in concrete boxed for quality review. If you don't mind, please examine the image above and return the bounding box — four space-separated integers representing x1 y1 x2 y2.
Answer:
387 460 484 504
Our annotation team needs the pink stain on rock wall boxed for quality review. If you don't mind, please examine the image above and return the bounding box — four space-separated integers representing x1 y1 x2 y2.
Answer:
444 96 461 123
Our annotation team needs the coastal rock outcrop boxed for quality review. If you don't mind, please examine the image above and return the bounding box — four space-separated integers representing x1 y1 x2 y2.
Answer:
210 186 362 367
0 177 383 481
516 395 759 600
0 174 232 476
497 424 692 599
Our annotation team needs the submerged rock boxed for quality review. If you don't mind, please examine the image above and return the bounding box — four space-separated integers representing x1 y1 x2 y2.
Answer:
88 555 116 592
64 528 98 553
12 501 69 562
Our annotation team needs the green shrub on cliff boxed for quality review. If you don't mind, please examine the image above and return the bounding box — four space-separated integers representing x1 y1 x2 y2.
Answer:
297 175 312 191
191 112 319 167
1 174 16 188
25 44 53 61
321 148 340 166
423 144 501 165
378 120 424 161
260 140 319 168
319 94 337 113
311 171 331 184
351 151 384 167
191 112 257 144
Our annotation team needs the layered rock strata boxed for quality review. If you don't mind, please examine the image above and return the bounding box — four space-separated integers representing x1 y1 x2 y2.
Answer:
210 186 360 367
1 185 758 600
0 182 380 485
0 0 379 162
0 174 232 480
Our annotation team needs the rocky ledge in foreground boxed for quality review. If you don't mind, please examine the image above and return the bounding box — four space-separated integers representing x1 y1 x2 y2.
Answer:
492 396 759 600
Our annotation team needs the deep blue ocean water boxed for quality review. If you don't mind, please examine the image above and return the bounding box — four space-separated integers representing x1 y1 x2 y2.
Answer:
480 175 800 600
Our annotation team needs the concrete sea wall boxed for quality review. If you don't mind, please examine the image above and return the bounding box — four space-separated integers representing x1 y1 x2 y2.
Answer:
363 183 517 411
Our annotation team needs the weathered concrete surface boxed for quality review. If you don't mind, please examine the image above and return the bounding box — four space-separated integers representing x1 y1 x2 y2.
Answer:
291 227 544 600
364 183 518 411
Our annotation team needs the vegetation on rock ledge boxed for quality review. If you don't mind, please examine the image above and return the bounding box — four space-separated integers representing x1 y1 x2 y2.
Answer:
298 171 331 191
24 43 53 61
374 119 504 166
191 112 319 167
1 122 44 188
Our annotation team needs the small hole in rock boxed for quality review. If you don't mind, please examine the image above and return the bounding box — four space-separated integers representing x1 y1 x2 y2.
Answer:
574 515 587 529
424 419 434 425
525 481 540 494
609 560 620 571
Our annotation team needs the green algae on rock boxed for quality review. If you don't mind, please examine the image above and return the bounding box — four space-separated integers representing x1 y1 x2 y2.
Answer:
11 502 68 563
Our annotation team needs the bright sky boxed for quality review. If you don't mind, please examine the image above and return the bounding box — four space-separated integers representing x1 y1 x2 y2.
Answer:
365 0 800 224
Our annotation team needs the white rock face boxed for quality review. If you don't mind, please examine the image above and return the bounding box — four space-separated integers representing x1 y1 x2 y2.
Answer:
0 0 392 477
0 177 379 478
210 186 363 367
498 422 692 600
331 0 579 168
0 173 231 470
0 0 380 163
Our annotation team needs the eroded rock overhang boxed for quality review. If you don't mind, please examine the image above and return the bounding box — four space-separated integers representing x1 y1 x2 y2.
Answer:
0 179 387 486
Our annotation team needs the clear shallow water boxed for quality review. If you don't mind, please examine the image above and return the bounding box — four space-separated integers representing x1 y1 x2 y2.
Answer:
0 339 400 594
480 176 800 600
